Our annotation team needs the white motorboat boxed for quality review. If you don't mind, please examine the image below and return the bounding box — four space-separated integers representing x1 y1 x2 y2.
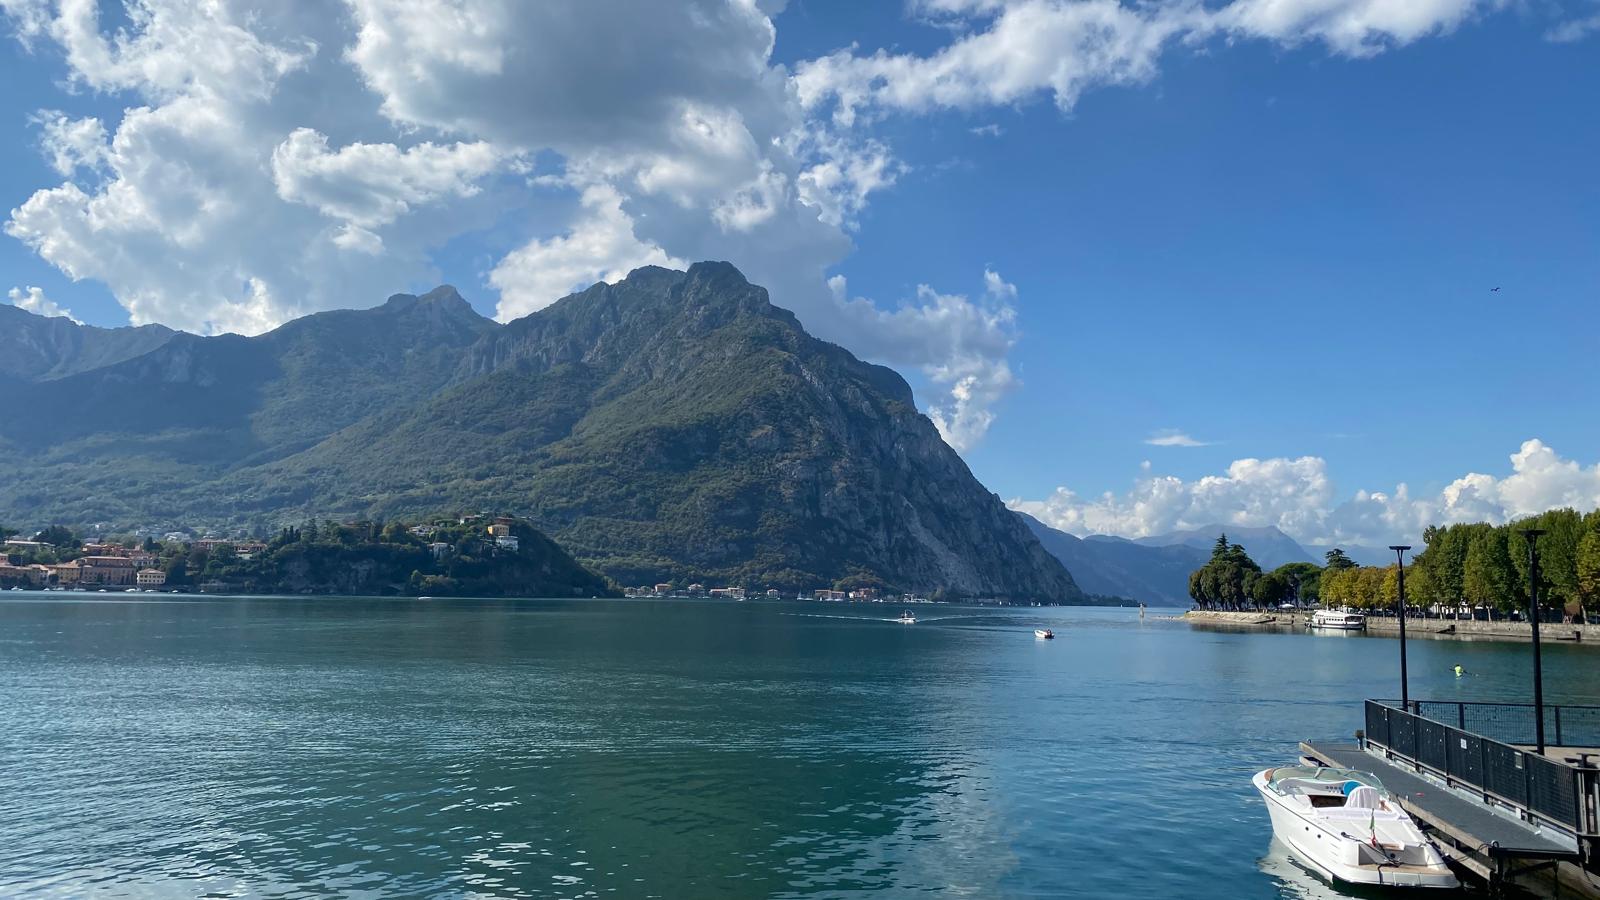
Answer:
1253 766 1458 889
1034 628 1054 639
897 611 916 624
1310 608 1365 630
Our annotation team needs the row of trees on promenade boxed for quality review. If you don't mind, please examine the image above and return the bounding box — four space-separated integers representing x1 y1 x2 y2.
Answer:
1189 507 1600 617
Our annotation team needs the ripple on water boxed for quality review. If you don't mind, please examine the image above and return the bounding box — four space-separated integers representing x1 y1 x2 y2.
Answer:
0 599 1525 897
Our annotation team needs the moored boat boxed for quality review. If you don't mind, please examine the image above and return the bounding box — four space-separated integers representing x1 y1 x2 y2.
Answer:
1310 608 1365 630
1253 766 1458 889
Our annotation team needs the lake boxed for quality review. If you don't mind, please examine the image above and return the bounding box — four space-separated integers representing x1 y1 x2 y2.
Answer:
1 595 1591 898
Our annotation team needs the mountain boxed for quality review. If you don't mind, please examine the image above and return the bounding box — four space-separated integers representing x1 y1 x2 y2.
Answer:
0 264 1081 602
0 303 175 382
1133 524 1315 570
1017 513 1207 606
2 286 497 523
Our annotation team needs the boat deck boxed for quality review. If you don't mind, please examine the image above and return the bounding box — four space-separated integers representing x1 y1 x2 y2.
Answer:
1300 741 1580 889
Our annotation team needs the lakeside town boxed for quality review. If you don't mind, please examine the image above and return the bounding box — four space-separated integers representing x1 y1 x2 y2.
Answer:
0 516 945 603
0 515 579 595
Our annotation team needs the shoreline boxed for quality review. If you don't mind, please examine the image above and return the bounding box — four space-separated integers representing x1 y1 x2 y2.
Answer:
1184 609 1598 645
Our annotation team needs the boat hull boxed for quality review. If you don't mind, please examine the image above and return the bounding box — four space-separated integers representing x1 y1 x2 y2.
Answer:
1253 774 1458 889
1309 611 1366 630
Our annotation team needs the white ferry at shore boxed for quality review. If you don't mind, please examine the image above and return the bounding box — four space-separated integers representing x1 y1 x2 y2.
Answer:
1310 608 1366 631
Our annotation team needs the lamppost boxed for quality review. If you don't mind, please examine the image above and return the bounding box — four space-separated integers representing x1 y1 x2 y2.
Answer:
1519 528 1547 754
1390 545 1412 708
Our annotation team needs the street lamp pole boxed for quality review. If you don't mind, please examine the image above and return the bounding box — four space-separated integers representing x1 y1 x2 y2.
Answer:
1390 545 1412 709
1519 528 1548 754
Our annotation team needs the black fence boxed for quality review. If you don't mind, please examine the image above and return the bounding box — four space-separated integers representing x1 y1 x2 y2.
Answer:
1366 700 1588 834
1398 699 1600 749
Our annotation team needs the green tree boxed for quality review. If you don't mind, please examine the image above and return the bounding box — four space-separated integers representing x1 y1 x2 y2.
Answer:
33 525 78 549
1464 530 1516 616
1417 523 1469 606
1272 562 1322 605
1509 509 1583 613
1251 571 1290 608
1186 539 1262 609
1323 548 1356 571
1576 529 1600 618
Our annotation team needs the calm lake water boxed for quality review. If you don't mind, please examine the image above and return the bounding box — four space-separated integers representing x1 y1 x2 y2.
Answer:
1 595 1593 899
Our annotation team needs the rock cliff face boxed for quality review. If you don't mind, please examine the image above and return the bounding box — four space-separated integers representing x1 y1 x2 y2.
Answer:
0 304 174 382
0 264 1081 601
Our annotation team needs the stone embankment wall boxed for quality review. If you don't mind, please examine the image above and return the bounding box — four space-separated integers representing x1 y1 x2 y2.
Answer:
1183 609 1600 645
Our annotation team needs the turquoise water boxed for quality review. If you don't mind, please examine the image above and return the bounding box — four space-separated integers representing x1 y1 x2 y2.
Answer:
0 596 1592 898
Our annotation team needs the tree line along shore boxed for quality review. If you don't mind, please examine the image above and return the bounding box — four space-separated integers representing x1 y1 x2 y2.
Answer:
1185 507 1600 620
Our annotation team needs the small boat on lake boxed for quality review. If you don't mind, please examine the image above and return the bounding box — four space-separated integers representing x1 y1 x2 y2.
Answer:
897 611 916 624
1253 766 1457 889
1310 608 1365 630
1034 628 1054 639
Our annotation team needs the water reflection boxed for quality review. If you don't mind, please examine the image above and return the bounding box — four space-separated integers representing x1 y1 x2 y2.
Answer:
0 597 1584 897
1258 839 1472 899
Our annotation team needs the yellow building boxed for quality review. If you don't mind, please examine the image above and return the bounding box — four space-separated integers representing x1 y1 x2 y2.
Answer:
79 556 136 586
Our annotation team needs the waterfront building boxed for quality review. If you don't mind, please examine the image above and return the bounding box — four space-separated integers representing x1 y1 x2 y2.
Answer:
53 560 81 585
0 564 32 586
136 568 166 588
79 557 136 586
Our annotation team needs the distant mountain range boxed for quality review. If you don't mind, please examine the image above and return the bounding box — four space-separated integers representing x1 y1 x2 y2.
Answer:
1129 524 1316 570
0 263 1081 602
1017 513 1207 606
1018 516 1330 606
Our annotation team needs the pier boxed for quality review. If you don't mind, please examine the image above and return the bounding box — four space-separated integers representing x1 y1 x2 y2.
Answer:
1299 699 1600 896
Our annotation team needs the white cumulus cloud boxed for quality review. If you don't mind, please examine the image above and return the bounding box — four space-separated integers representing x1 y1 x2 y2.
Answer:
796 0 1508 126
1011 439 1600 547
6 285 81 323
271 128 502 231
490 183 684 321
0 0 1532 448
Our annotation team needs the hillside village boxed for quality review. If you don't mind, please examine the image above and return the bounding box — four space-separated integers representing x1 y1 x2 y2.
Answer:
2 515 934 602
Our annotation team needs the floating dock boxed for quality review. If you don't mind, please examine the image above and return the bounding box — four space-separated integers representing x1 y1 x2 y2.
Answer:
1300 741 1583 894
1295 698 1600 897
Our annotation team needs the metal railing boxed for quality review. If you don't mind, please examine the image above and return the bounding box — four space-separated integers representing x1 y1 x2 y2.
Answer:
1396 699 1600 750
1366 699 1592 835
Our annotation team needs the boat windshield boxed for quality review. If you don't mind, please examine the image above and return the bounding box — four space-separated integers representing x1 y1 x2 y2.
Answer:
1266 766 1386 795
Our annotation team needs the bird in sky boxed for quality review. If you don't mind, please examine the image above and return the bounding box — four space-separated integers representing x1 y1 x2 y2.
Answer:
1490 287 1501 292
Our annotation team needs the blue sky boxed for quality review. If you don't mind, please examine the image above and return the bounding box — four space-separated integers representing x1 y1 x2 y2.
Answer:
2 1 1597 545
